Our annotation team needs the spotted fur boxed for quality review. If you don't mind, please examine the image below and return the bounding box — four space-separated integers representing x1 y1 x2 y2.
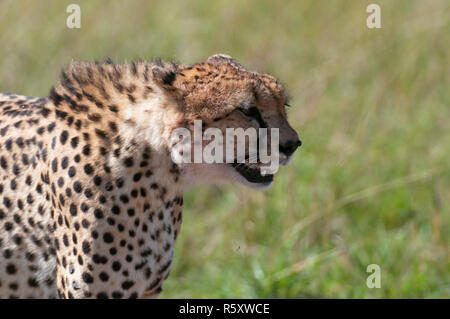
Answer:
0 54 300 298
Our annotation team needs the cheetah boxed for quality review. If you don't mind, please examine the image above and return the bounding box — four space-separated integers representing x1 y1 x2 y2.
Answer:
0 54 301 298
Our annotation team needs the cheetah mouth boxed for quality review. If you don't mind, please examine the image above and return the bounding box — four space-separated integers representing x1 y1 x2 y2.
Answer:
230 162 274 184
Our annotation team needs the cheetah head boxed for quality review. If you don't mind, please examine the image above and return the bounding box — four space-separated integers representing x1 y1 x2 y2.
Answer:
156 54 301 190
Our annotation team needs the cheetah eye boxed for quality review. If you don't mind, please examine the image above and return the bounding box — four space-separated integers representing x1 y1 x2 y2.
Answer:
239 107 266 128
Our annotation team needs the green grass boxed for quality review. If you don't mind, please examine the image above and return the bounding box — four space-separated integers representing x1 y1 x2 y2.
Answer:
0 0 448 298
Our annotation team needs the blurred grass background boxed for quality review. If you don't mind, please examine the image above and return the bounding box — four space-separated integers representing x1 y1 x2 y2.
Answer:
0 0 449 298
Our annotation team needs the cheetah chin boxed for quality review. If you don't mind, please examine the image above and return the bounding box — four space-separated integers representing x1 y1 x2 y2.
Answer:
0 54 300 298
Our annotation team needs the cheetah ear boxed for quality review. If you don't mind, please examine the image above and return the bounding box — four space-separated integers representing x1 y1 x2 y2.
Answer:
151 59 180 87
152 64 176 86
206 54 248 71
206 54 234 63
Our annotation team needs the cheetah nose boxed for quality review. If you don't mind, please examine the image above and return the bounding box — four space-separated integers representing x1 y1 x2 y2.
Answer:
279 139 302 156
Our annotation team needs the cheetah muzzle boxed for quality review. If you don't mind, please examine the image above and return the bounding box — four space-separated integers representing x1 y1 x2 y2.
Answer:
0 54 300 298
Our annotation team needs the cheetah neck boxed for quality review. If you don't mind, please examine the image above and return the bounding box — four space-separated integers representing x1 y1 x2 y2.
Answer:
46 61 186 197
